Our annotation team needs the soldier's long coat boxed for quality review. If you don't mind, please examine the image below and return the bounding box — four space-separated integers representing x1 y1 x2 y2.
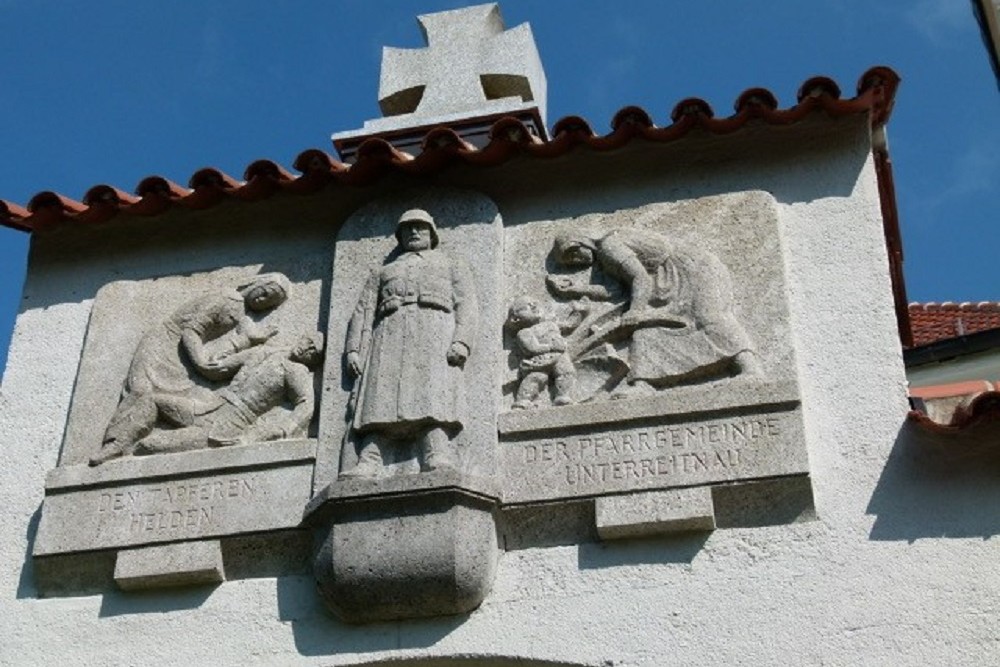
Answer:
346 248 477 436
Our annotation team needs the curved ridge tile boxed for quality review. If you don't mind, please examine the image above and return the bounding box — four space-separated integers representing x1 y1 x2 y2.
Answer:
24 191 86 228
238 160 296 201
857 65 900 126
83 184 141 208
344 138 415 185
189 167 242 191
27 191 87 214
797 76 841 102
552 116 595 138
78 185 142 224
412 128 478 171
1 68 902 232
670 98 714 124
184 168 241 210
611 106 654 132
292 149 345 175
734 87 779 113
910 391 1000 435
355 138 414 163
422 127 477 153
489 116 544 145
289 149 347 192
244 160 295 183
136 176 191 200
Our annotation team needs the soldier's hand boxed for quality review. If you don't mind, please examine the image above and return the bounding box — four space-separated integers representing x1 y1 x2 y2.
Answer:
346 351 363 378
446 341 470 368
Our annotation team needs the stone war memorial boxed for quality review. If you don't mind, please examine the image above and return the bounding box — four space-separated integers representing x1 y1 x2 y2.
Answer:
2 4 996 666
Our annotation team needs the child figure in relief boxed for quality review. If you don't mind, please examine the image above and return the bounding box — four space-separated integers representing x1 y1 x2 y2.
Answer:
506 295 577 410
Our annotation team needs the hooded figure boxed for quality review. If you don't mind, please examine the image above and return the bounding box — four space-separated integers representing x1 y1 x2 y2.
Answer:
91 272 291 465
343 209 478 476
550 229 758 392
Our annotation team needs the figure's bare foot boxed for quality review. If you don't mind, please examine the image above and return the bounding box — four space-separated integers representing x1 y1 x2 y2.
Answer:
207 434 241 448
553 395 574 406
512 400 532 410
735 350 763 377
611 380 655 400
89 441 124 466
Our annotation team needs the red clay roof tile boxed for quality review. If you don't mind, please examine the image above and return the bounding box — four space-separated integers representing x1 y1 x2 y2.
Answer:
908 302 1000 347
0 67 900 234
0 66 909 345
909 390 1000 435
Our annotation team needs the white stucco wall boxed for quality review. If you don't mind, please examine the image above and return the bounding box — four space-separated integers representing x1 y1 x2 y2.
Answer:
3 116 996 667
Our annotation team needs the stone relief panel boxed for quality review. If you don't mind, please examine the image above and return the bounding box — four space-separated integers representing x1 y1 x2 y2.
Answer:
90 273 324 465
499 191 808 505
543 227 760 403
35 266 325 564
318 189 503 486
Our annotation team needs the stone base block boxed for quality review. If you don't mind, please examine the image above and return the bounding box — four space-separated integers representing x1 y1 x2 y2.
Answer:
310 480 499 623
596 487 716 540
114 540 224 591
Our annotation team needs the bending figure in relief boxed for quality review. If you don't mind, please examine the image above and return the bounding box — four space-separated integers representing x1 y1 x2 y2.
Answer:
90 273 291 465
548 229 759 396
342 209 478 477
131 332 324 455
506 295 578 409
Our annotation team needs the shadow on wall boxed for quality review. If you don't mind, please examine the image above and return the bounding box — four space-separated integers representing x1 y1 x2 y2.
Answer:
15 505 41 599
867 420 1000 541
276 571 465 656
287 657 608 667
576 531 710 570
275 566 610 665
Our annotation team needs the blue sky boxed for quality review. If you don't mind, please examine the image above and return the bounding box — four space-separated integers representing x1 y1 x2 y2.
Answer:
1 1 998 378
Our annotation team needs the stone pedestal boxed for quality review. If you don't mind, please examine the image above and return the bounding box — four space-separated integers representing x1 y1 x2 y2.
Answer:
306 471 499 623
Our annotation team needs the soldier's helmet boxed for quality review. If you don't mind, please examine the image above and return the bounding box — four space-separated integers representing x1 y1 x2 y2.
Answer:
395 208 439 248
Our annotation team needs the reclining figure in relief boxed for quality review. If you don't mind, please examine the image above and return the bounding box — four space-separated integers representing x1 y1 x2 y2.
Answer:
90 273 293 465
129 332 324 455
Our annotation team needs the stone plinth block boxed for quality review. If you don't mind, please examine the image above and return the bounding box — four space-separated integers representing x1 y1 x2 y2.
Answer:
35 440 316 557
114 540 225 590
307 471 499 623
596 487 716 540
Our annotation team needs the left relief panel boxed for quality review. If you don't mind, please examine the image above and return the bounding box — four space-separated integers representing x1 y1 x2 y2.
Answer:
33 267 326 591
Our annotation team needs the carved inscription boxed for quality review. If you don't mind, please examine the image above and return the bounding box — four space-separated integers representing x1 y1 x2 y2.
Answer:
34 461 314 555
97 477 254 537
502 409 807 504
523 417 777 486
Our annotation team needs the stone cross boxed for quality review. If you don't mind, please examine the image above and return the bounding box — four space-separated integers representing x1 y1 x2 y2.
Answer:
378 3 546 122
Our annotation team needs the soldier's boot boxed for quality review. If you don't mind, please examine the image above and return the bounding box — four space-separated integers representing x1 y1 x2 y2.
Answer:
420 427 456 473
341 436 383 478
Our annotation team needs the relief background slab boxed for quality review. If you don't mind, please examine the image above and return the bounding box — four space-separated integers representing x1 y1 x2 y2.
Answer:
317 188 504 486
500 190 808 501
60 264 326 467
